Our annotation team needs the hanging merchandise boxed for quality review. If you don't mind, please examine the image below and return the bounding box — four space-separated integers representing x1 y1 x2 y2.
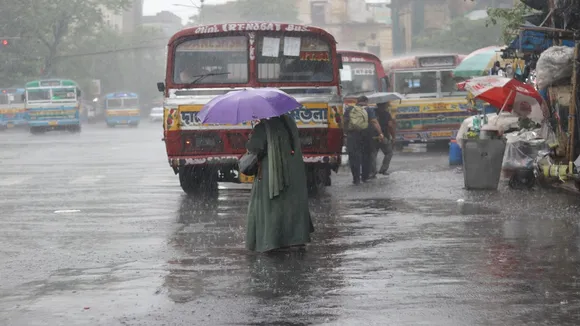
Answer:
535 46 574 90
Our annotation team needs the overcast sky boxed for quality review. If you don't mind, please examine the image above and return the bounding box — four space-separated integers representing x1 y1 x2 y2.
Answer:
143 0 229 24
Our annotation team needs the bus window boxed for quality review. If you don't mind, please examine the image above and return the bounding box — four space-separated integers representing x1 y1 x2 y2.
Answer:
258 35 333 83
107 99 123 109
173 36 249 84
123 98 139 107
440 70 466 96
52 88 76 100
394 71 437 95
341 62 379 95
0 94 9 105
27 89 51 101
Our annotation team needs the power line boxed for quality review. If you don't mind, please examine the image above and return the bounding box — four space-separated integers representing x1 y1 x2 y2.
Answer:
56 44 166 58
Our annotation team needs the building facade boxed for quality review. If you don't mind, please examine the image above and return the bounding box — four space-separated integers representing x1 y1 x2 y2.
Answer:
142 11 183 38
390 0 514 54
298 0 393 59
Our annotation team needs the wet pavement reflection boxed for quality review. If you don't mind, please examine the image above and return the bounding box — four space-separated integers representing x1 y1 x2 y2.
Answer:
1 125 580 325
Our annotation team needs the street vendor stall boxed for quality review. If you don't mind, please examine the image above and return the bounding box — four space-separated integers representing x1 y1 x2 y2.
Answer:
453 46 525 79
532 41 580 191
457 76 549 190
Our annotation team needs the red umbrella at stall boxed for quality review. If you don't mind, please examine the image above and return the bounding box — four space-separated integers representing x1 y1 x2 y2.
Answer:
458 76 547 123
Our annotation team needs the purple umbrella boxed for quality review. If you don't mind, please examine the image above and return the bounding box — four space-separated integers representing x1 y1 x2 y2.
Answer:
197 88 302 124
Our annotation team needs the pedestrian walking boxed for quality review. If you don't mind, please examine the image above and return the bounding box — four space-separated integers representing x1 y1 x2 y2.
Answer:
343 96 384 184
243 114 314 253
369 102 396 177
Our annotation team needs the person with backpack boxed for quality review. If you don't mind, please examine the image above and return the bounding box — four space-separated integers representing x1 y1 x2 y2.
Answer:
343 96 384 185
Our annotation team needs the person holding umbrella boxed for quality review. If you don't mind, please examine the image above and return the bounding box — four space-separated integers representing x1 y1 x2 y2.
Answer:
197 88 314 253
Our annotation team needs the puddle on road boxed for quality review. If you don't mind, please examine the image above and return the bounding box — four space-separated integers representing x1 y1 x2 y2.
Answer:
156 191 580 325
345 197 500 217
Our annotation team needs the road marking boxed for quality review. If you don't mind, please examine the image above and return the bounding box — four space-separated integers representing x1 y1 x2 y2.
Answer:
54 209 81 214
69 175 105 185
0 176 32 186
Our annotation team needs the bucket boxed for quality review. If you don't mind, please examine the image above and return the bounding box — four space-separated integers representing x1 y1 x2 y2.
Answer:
449 139 462 165
461 138 506 190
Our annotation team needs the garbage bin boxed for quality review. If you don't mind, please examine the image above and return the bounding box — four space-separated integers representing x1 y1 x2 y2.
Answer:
461 138 506 190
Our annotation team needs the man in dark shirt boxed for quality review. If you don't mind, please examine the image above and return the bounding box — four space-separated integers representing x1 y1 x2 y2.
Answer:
343 96 384 184
369 102 396 177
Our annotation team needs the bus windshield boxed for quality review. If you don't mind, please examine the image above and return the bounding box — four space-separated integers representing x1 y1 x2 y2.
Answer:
107 99 123 109
257 34 333 83
440 70 467 96
341 62 379 96
394 71 437 95
26 89 51 102
52 87 76 101
173 36 249 84
123 98 139 108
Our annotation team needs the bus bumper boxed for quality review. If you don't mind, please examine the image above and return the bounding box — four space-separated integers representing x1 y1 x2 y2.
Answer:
168 154 341 168
106 117 141 125
28 119 80 127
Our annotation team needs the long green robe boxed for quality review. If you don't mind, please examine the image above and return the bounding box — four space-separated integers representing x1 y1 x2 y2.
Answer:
245 115 314 252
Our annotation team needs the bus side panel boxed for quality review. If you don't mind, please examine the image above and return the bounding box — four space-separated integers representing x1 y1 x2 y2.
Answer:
420 100 470 140
390 98 471 142
390 101 423 142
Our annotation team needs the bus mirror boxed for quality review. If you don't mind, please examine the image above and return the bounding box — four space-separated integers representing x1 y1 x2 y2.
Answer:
77 89 81 97
157 82 165 92
21 94 25 101
337 54 343 69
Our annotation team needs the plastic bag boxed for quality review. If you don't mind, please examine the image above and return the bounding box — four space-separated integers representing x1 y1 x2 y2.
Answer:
539 122 558 148
536 46 574 90
502 131 548 170
456 112 519 149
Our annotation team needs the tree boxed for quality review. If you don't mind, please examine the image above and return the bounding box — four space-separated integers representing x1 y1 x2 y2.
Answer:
486 2 536 43
0 0 129 78
56 26 166 106
413 17 503 54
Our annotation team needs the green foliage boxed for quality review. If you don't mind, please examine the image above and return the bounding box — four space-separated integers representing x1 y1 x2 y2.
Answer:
486 2 536 43
0 0 165 106
0 0 129 80
57 26 166 105
413 18 503 54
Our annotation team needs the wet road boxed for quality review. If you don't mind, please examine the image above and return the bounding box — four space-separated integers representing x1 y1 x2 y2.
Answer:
1 123 580 325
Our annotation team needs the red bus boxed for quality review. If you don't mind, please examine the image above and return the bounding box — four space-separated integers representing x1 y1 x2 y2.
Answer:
338 50 388 106
157 22 344 194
